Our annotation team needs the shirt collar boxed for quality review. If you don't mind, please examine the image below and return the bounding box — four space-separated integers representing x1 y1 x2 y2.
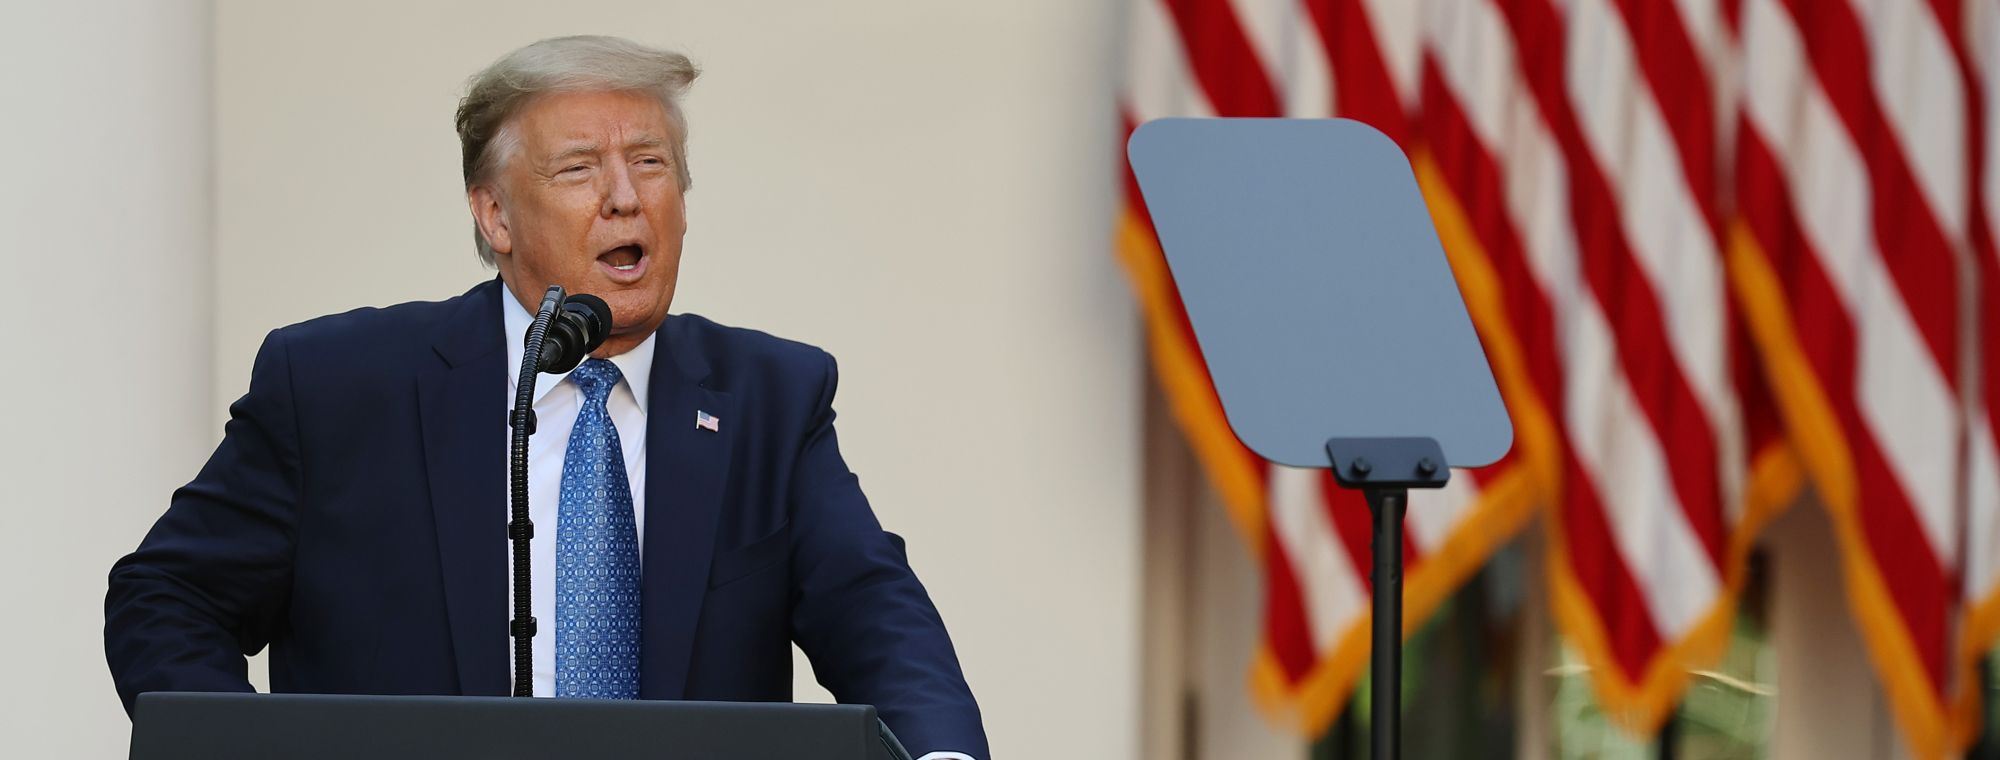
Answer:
502 287 655 410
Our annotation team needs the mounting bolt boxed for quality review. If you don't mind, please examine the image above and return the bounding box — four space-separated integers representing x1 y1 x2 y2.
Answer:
1416 458 1438 477
1350 458 1373 478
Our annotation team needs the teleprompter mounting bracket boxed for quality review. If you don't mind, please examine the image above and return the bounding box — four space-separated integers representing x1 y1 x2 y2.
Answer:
1324 436 1450 490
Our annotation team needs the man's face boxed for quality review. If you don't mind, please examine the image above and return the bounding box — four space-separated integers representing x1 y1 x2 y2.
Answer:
470 89 687 355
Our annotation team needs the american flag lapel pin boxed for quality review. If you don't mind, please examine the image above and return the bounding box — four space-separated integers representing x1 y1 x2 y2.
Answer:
695 410 720 433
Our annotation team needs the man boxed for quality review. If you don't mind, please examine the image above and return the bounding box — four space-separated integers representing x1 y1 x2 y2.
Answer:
104 35 986 759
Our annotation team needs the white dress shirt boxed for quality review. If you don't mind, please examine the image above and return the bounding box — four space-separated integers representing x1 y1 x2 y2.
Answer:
499 295 971 760
502 294 654 699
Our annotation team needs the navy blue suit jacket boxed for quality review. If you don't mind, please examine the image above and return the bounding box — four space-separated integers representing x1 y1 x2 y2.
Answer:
105 280 986 758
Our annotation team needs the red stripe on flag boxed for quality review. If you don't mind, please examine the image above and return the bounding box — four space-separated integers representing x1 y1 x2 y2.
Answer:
1733 302 1786 475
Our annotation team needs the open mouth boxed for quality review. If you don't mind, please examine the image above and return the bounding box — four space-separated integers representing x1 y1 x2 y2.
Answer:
599 244 644 271
596 243 650 283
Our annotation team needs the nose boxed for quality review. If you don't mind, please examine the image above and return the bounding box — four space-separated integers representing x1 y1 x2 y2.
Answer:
600 161 640 218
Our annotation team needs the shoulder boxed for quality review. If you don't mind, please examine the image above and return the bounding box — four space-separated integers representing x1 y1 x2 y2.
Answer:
248 281 498 397
271 288 480 354
662 313 837 397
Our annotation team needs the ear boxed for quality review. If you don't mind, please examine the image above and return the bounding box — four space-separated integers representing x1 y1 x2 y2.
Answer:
467 184 513 256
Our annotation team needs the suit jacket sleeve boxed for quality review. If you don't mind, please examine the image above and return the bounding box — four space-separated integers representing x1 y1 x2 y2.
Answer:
105 329 301 715
786 351 988 759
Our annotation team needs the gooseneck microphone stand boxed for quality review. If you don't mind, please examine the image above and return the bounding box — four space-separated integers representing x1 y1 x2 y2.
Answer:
507 285 568 697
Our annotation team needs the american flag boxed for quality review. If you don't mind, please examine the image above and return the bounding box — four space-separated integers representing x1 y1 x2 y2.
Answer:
696 410 720 433
1118 0 2000 755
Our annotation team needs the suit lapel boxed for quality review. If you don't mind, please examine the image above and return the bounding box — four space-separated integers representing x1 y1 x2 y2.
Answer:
417 280 509 696
640 318 737 698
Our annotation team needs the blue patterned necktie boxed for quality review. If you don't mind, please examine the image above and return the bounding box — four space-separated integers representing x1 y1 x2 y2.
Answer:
555 358 643 699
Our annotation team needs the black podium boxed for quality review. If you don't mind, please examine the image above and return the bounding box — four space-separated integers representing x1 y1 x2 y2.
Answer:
130 692 912 760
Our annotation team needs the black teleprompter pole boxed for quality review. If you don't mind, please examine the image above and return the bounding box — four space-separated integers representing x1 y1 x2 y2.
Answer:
1364 487 1405 760
1327 438 1448 760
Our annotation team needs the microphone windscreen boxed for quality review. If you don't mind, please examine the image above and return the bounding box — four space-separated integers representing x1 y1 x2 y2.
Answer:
567 294 612 335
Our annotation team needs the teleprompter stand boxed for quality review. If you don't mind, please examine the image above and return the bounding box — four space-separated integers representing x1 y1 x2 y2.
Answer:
1326 436 1449 760
1128 118 1514 760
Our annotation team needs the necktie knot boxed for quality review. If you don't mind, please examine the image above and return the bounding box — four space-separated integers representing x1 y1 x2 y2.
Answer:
570 358 622 403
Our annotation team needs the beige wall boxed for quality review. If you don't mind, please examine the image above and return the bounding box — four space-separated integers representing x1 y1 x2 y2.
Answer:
212 1 1139 757
0 1 213 757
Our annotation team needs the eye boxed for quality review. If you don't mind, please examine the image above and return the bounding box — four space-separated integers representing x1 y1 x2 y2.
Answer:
561 164 589 174
636 156 666 167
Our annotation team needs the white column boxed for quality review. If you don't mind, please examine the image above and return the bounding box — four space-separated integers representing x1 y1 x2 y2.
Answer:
1188 484 1305 760
0 0 212 756
1769 502 1906 760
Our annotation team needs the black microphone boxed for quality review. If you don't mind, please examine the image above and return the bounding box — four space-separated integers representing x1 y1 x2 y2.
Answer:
536 293 612 373
506 287 615 696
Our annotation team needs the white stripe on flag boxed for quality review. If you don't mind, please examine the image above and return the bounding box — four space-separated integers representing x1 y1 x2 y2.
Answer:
1408 475 1480 554
1425 0 1517 152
